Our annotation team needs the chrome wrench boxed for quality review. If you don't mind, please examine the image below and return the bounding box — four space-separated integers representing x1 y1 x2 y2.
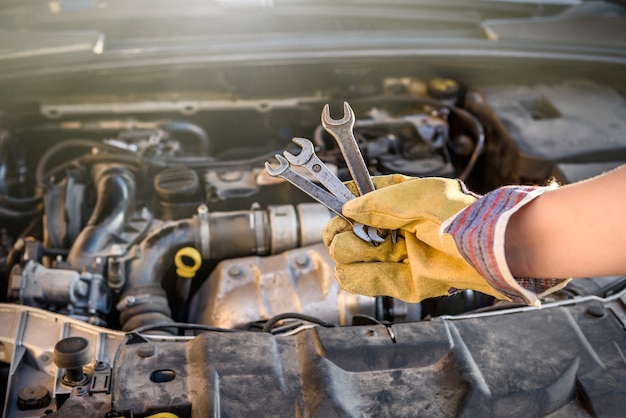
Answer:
282 137 384 244
283 137 355 202
321 102 394 243
264 154 369 239
321 102 375 196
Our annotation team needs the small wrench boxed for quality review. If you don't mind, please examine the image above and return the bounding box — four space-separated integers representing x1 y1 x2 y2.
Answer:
283 137 355 202
265 154 357 225
282 137 384 244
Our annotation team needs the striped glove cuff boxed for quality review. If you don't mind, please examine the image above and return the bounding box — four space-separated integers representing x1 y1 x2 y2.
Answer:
441 185 570 306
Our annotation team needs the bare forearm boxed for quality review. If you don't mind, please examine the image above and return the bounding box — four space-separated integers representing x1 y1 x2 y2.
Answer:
505 165 626 278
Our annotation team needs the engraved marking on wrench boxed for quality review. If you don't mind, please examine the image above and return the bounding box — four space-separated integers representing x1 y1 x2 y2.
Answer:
283 137 356 203
265 154 354 225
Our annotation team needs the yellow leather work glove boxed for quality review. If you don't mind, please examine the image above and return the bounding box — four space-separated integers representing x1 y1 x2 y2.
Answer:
322 174 510 303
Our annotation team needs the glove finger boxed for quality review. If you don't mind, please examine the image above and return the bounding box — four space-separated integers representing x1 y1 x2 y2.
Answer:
335 262 454 303
343 177 478 229
322 215 352 246
328 231 408 264
335 262 414 299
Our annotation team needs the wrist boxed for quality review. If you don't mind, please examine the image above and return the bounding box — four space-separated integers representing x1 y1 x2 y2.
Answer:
442 184 569 306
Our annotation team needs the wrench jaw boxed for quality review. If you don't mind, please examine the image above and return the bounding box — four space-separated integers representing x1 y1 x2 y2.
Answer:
264 154 290 177
283 137 315 166
352 223 385 245
267 102 387 245
321 102 355 129
352 223 374 244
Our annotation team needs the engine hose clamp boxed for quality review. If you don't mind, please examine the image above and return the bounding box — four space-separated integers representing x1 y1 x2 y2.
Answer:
174 247 202 278
197 204 210 259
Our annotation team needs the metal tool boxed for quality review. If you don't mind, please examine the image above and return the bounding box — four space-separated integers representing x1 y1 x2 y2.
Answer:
282 137 384 244
265 102 394 245
322 102 392 243
264 154 350 223
321 102 375 196
283 137 355 203
265 155 379 244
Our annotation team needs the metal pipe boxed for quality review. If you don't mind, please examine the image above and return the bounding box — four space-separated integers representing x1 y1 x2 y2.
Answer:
118 203 331 331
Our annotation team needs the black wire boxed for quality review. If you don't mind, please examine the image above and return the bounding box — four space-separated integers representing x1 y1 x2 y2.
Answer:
262 313 337 333
0 194 41 208
164 149 279 169
351 314 384 326
0 204 42 218
131 321 238 334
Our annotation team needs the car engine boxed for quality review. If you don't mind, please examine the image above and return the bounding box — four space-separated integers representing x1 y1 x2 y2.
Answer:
1 66 625 417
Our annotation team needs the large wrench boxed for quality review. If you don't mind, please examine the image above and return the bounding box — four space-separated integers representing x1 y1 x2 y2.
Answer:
321 102 375 196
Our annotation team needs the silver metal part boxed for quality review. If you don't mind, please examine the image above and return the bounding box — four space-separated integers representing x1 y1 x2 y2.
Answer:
321 102 386 244
0 304 125 417
41 96 327 118
283 137 355 202
267 205 299 254
189 243 376 329
8 261 111 325
196 204 211 259
265 154 348 220
321 102 375 196
193 203 332 259
296 203 332 246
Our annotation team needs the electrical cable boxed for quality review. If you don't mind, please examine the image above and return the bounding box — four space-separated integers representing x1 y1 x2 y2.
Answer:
262 312 337 333
351 313 384 326
0 204 42 218
163 150 279 169
131 321 238 335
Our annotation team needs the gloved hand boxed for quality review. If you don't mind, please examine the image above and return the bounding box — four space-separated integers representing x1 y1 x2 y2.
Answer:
323 174 510 303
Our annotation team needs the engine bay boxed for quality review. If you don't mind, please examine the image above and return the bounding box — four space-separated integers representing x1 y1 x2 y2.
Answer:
1 63 626 416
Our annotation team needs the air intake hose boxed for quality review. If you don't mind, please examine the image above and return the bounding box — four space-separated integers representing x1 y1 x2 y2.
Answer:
67 165 135 268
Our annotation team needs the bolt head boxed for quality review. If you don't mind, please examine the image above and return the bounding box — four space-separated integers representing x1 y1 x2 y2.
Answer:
295 255 309 268
228 265 243 278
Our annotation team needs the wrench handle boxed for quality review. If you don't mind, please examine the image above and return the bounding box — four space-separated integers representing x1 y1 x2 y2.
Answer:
327 127 375 196
301 155 356 203
278 169 348 221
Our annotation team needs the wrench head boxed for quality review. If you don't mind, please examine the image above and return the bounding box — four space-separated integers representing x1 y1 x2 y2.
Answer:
352 223 386 245
366 226 386 245
282 137 315 166
352 223 373 243
264 154 290 177
321 101 355 130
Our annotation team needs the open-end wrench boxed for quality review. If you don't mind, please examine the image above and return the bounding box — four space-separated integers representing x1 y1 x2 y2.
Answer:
322 102 395 243
282 137 384 244
264 154 364 233
321 102 375 196
283 137 355 202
